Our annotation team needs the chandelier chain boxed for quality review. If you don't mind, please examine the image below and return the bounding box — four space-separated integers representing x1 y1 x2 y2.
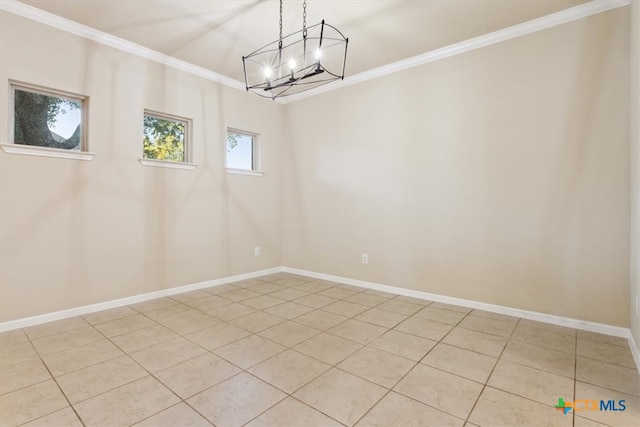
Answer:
279 0 283 45
303 0 307 37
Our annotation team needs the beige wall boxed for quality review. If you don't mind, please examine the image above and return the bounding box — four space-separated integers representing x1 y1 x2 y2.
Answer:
631 0 640 350
0 12 284 322
283 8 631 326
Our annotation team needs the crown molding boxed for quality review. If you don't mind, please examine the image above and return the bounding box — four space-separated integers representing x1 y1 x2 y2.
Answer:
0 0 246 91
280 0 631 103
0 0 631 104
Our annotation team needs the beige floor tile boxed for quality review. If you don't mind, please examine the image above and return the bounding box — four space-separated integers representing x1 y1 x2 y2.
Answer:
24 317 90 341
219 288 262 302
229 278 264 288
144 303 199 323
428 302 472 313
294 310 349 330
206 303 256 321
392 295 431 305
469 310 519 324
229 311 286 333
328 319 387 344
518 319 576 337
577 338 636 369
338 346 415 388
501 340 575 378
21 407 83 427
576 356 640 397
241 295 288 310
355 308 408 328
258 321 320 347
322 301 370 317
356 391 464 427
394 364 483 419
0 340 39 366
162 312 220 335
186 322 251 350
110 324 178 353
294 368 387 426
188 372 286 427
272 277 311 287
394 317 453 341
345 293 388 307
129 337 206 373
0 380 68 426
32 327 104 355
130 297 178 313
376 299 423 315
245 397 343 427
511 323 576 354
458 315 516 338
249 349 331 393
296 282 336 293
185 295 233 311
421 343 497 383
214 335 285 369
577 331 628 347
370 330 437 361
318 287 359 299
56 355 147 403
575 381 640 426
573 416 609 427
337 284 366 293
168 290 212 303
269 288 310 301
257 272 291 282
0 358 51 395
487 359 574 405
247 282 288 294
40 339 124 376
201 284 241 295
294 293 338 309
82 306 138 325
155 352 241 399
413 306 467 325
134 402 213 426
442 327 508 357
265 302 314 319
0 329 28 347
94 314 157 338
294 332 363 365
74 376 179 427
365 289 402 299
468 386 571 427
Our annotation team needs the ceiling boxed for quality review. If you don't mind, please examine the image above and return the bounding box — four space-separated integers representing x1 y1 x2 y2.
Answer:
18 0 589 83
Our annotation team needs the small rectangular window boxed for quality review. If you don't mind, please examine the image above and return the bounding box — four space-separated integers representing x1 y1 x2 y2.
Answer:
143 111 190 163
227 129 261 174
11 82 86 151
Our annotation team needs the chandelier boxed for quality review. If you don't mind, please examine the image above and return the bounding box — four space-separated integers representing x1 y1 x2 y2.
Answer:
242 0 349 100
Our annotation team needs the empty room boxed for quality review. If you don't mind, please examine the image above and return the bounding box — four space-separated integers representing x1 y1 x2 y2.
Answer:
0 0 639 426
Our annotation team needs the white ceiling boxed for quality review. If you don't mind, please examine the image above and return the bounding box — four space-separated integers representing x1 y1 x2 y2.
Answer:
18 0 589 83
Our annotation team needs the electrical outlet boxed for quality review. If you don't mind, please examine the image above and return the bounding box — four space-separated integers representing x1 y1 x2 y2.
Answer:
362 253 368 264
254 247 261 257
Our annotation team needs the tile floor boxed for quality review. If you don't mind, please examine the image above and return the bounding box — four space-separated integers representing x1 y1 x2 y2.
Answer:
1 272 639 426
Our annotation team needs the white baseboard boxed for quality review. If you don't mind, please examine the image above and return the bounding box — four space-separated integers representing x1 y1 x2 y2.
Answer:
630 333 640 373
0 267 282 332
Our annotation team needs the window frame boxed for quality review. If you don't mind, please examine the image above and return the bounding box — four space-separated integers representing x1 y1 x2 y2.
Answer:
226 127 263 176
139 109 196 170
2 80 94 161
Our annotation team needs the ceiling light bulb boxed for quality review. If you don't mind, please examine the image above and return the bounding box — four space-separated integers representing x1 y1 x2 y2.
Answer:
288 59 296 70
264 67 272 78
315 49 322 60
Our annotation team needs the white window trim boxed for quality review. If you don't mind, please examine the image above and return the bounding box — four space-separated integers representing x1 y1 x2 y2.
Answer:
8 80 90 158
226 127 263 175
1 144 95 160
138 158 197 170
142 109 192 164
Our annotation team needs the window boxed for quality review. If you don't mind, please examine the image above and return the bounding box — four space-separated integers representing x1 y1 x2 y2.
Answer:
3 81 92 160
226 129 262 175
140 110 194 169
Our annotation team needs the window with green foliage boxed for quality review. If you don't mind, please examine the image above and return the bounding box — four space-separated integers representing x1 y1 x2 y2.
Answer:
143 111 189 162
11 82 85 151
